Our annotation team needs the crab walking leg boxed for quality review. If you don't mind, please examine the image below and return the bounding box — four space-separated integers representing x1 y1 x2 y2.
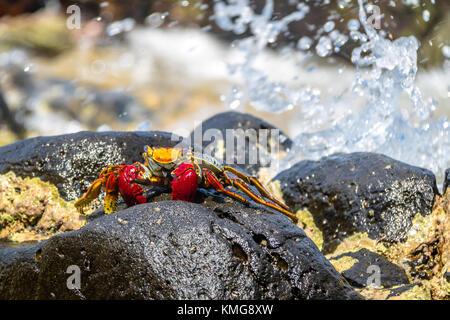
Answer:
74 165 128 214
202 168 250 206
223 166 290 211
74 177 104 214
104 171 119 214
223 172 298 223
99 165 127 177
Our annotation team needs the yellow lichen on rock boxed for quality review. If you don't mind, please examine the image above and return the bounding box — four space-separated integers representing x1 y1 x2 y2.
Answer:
388 281 433 300
264 178 285 204
257 174 326 249
0 171 85 241
357 282 432 300
328 232 378 256
328 255 358 274
428 191 450 299
328 190 450 300
295 208 324 251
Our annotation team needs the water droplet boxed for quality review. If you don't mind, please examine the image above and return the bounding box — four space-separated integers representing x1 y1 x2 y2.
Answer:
23 64 35 73
324 21 335 33
145 12 165 28
316 36 333 57
107 18 135 36
348 19 360 31
229 100 241 109
422 10 430 22
442 46 450 59
297 36 313 50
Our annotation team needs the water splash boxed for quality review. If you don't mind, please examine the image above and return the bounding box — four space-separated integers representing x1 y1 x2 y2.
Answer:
215 0 311 113
214 0 449 187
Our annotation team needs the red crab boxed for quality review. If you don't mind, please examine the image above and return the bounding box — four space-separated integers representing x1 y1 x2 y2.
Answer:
74 146 298 223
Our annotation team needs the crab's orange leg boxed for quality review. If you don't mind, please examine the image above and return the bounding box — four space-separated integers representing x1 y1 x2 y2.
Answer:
104 170 119 214
99 165 127 177
222 171 298 223
223 166 290 211
74 177 105 214
74 165 127 214
203 168 250 206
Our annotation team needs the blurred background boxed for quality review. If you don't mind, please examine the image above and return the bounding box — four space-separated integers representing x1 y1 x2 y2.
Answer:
0 0 448 168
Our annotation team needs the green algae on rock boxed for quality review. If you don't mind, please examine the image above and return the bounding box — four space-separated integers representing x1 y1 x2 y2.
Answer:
0 171 84 242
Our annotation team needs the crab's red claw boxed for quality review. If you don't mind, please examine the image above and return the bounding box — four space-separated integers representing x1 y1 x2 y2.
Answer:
118 164 148 206
171 163 198 202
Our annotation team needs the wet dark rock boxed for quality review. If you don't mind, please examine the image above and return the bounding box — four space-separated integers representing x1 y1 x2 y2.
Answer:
329 248 409 288
46 84 153 126
0 0 46 17
0 242 46 299
58 0 151 23
444 168 449 193
7 70 153 130
190 111 292 175
385 282 424 300
0 89 25 139
0 200 362 300
274 152 439 253
0 131 187 200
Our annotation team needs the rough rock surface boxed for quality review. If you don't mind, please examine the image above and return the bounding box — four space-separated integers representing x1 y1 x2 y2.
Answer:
0 131 186 200
274 152 439 253
190 111 292 175
0 171 83 241
0 201 361 300
328 248 409 288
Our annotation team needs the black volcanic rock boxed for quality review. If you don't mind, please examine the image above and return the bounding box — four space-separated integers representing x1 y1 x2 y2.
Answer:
329 248 409 288
190 111 292 175
274 152 439 253
0 131 187 200
0 201 362 300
